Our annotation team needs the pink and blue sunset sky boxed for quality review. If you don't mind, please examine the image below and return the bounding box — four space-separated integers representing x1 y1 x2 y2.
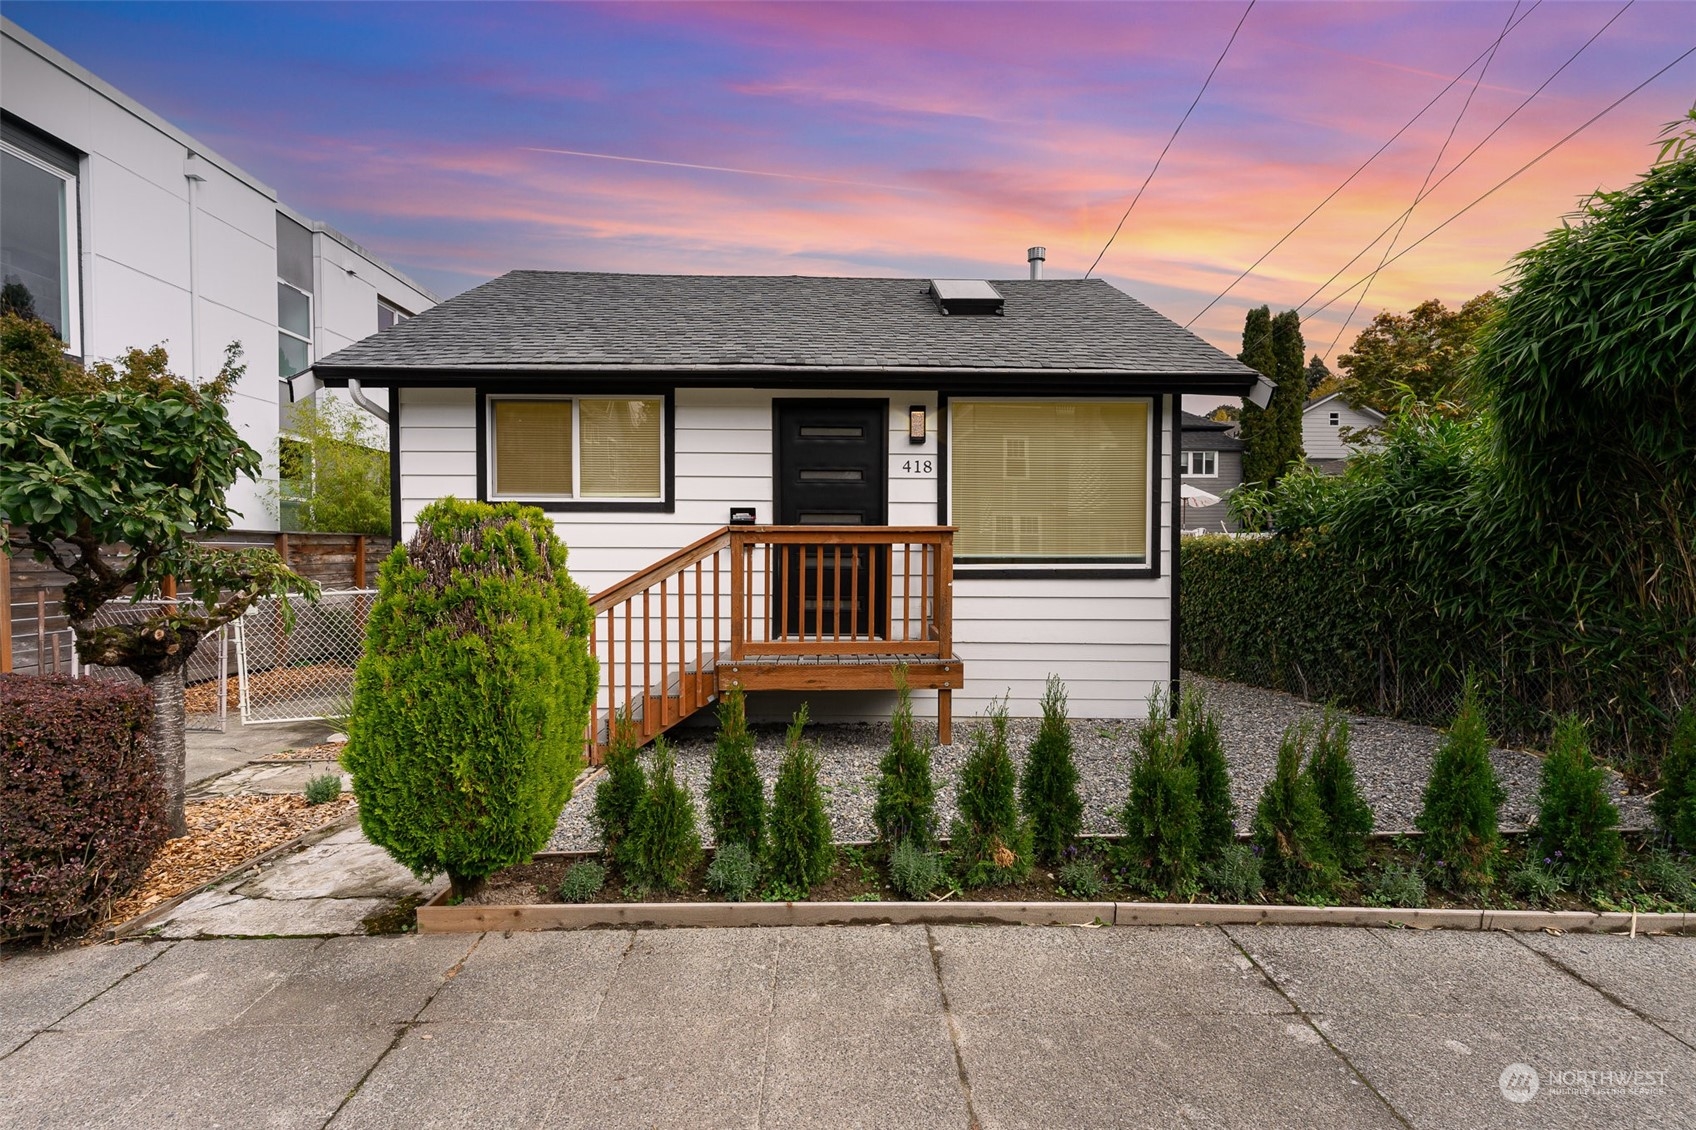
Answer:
9 1 1694 364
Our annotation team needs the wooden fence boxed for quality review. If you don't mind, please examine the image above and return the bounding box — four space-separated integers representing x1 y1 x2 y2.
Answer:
1 530 393 676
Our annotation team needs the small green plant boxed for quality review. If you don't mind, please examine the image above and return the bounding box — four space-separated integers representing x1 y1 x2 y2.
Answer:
951 699 1033 888
706 842 761 902
1252 722 1337 897
888 839 947 899
557 860 607 903
1308 707 1374 870
1200 842 1263 903
1119 687 1202 895
1366 863 1427 908
764 706 834 897
1534 715 1624 892
1178 687 1236 864
1508 858 1565 903
1056 858 1102 899
625 738 701 893
1020 675 1084 865
593 714 647 866
872 669 938 849
1631 848 1696 910
706 686 764 854
1653 706 1696 851
303 772 342 806
1415 681 1505 890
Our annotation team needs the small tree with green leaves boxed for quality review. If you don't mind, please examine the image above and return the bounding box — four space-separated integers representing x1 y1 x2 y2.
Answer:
593 714 646 867
1119 687 1202 894
1535 716 1624 891
1653 706 1696 851
1253 723 1337 897
873 669 938 849
1308 707 1374 870
1178 687 1235 863
951 699 1031 888
271 395 390 535
765 706 834 897
1415 684 1506 890
626 738 701 894
1020 675 1083 864
707 686 764 853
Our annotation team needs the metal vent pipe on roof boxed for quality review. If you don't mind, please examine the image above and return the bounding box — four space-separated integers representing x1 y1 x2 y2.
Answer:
1027 246 1046 280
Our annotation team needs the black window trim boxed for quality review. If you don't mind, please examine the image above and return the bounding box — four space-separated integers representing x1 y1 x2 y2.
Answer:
474 385 676 514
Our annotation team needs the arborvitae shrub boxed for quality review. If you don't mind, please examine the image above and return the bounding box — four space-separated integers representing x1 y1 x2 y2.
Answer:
1415 682 1506 889
1535 716 1624 891
1119 689 1202 895
1308 707 1374 870
765 706 834 896
593 714 646 867
1653 706 1696 851
705 842 760 902
707 686 764 853
1178 687 1235 863
626 738 701 893
1020 675 1083 864
346 498 596 899
951 699 1032 888
0 675 168 940
888 839 947 899
1253 723 1337 897
873 671 937 849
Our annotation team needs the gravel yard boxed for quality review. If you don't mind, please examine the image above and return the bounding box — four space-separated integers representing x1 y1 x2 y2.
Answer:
547 673 1653 851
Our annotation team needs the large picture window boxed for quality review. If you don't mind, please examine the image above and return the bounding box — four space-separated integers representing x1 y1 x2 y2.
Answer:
1 137 80 351
950 399 1150 563
488 396 663 502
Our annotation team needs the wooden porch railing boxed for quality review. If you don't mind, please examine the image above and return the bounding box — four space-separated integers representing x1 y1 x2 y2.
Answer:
585 525 955 761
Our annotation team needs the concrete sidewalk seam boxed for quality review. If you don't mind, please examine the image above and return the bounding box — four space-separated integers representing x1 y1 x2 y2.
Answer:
0 941 176 1062
1510 932 1696 1054
752 932 783 1129
534 928 640 1130
321 932 486 1128
1221 928 1416 1130
924 925 982 1130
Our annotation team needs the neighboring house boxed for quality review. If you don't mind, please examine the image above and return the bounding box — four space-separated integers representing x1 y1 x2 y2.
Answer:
0 19 437 529
1178 410 1244 532
1302 391 1385 472
301 270 1256 740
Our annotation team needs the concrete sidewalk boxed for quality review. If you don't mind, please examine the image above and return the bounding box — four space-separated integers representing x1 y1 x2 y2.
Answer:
2 925 1691 1129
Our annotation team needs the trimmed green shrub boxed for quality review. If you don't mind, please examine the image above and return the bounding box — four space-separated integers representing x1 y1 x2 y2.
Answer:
951 699 1032 888
557 860 607 903
1308 707 1374 870
706 842 760 902
1020 675 1083 864
626 738 701 893
707 686 764 853
303 772 343 806
1415 684 1505 890
1200 842 1263 903
1367 864 1427 909
1534 716 1624 891
1119 690 1202 895
1178 687 1235 863
873 670 938 849
888 840 947 900
1057 859 1103 900
346 498 597 899
593 714 646 866
1 675 169 940
1253 723 1337 897
765 707 834 897
1653 706 1696 851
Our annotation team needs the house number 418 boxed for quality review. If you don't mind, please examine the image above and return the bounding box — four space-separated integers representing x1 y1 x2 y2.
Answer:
900 459 934 475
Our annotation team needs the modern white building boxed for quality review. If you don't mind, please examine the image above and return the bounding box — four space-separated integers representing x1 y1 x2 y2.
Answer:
1 18 437 529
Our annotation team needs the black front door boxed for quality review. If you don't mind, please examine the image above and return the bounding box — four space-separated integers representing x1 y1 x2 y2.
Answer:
774 400 888 639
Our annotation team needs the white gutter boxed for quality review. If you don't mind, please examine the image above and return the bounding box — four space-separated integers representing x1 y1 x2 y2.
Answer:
347 379 390 424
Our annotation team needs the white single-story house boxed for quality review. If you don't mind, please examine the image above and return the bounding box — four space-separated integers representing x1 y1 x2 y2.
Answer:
1303 391 1385 472
299 269 1257 750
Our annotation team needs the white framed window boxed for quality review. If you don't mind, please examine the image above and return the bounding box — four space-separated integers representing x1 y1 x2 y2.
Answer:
487 395 664 502
949 398 1152 564
377 298 410 332
1 140 81 353
276 214 315 383
1180 450 1217 477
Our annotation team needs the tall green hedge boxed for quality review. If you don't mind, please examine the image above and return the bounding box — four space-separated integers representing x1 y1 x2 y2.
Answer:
345 498 597 898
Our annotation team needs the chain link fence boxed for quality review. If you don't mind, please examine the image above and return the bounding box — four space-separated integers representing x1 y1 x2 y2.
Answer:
69 599 232 732
235 589 376 725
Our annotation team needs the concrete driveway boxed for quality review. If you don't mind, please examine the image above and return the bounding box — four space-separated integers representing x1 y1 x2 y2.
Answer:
1 925 1691 1129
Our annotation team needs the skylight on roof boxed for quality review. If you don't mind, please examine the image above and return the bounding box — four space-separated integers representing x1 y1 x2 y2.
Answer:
927 279 1005 316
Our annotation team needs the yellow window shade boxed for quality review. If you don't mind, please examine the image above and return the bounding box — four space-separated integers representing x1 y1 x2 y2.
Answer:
951 400 1149 560
579 398 663 498
492 399 573 497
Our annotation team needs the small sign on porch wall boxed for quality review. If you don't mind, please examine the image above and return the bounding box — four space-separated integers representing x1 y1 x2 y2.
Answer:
890 454 936 479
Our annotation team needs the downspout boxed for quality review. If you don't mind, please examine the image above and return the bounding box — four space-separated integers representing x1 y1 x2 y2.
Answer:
1170 392 1183 716
348 379 389 424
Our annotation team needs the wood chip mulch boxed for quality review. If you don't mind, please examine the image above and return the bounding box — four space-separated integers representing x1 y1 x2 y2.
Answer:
258 742 346 762
183 662 355 714
102 794 357 929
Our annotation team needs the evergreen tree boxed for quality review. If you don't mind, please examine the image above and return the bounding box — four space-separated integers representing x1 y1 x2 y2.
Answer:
1252 722 1337 896
765 706 834 896
626 737 702 893
1239 307 1307 485
1020 675 1084 864
1269 309 1309 472
1305 354 1340 401
1237 306 1278 485
593 713 647 867
1416 683 1506 889
1120 687 1203 894
1307 707 1374 870
1178 687 1235 863
1653 706 1696 851
951 699 1032 887
706 686 764 853
1535 716 1624 891
872 670 938 849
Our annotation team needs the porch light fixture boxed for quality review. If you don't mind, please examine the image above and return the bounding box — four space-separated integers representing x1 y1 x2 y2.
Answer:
909 406 926 443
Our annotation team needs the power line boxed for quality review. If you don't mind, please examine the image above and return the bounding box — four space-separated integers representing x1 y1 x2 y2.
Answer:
1183 1 1543 328
1084 1 1255 280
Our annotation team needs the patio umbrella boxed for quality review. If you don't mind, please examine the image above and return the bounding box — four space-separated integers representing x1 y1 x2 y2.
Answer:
1180 483 1222 508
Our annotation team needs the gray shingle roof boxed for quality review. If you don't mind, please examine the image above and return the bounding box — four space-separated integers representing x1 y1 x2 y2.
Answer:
1180 410 1245 451
313 271 1255 382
